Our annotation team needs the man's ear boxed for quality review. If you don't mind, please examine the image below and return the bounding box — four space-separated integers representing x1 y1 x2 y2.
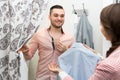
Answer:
48 15 50 19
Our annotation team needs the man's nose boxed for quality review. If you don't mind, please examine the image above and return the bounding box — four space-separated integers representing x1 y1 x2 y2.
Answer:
57 16 62 20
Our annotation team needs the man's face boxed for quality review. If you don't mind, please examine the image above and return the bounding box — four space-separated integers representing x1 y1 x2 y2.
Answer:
49 8 65 28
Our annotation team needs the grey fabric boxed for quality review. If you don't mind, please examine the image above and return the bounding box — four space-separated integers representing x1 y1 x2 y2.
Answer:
0 0 48 80
75 12 94 49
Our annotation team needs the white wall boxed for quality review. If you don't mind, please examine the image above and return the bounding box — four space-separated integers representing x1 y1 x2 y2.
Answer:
28 0 113 80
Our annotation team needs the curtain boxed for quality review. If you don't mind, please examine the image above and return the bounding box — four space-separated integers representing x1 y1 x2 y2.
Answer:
0 0 48 80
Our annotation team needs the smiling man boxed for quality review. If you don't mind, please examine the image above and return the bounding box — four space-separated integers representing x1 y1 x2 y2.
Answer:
18 5 75 80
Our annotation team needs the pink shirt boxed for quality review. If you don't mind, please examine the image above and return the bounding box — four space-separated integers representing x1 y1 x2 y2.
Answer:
28 28 75 80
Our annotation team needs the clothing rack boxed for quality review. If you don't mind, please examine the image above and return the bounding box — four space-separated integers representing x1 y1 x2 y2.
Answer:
72 3 88 17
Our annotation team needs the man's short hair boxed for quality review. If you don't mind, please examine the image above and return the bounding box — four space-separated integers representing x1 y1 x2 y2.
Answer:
50 5 63 14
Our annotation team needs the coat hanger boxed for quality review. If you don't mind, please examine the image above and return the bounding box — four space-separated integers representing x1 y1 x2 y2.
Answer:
72 3 88 17
72 5 77 14
82 3 87 16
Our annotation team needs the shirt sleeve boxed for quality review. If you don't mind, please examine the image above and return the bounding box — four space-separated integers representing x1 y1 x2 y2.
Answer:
89 63 115 80
27 33 39 59
59 71 73 80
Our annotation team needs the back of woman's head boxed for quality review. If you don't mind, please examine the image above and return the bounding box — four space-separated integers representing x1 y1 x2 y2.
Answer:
100 3 120 57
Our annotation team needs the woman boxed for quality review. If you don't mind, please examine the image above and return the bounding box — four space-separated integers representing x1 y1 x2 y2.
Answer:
48 3 120 80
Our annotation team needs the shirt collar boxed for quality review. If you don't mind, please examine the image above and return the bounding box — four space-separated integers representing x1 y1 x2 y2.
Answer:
47 26 64 34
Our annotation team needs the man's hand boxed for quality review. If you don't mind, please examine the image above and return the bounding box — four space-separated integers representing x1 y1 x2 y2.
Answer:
17 44 29 55
48 63 62 73
56 41 68 53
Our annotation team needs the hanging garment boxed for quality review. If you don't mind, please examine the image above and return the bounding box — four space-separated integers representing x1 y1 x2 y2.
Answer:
75 12 94 49
0 0 48 80
19 51 28 80
58 43 101 80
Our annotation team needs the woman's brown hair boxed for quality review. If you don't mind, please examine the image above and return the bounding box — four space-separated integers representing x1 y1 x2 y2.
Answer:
100 3 120 57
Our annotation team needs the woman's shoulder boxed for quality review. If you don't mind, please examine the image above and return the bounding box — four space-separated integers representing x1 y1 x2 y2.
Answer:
99 47 120 72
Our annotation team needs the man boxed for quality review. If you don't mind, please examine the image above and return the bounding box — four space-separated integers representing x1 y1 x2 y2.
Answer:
19 5 75 80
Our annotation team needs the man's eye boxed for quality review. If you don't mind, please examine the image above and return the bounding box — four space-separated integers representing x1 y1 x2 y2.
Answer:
54 14 58 17
60 15 64 17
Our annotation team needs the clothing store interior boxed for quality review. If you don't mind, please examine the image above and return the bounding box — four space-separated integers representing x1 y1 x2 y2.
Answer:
0 0 120 80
